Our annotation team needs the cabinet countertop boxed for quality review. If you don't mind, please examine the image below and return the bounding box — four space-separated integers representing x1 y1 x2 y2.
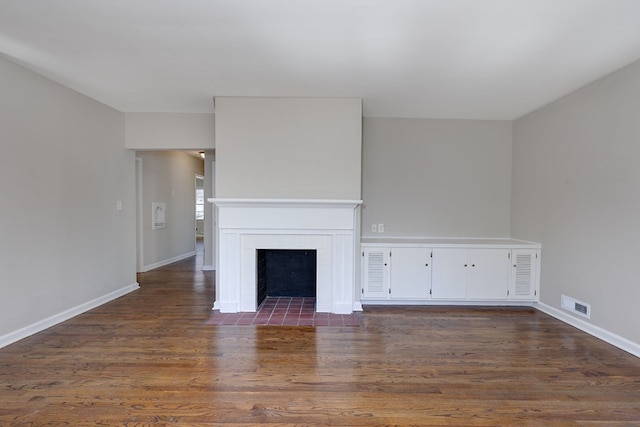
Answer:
361 237 541 248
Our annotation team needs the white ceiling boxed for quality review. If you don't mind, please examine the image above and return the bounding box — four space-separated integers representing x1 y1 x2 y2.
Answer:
1 0 640 120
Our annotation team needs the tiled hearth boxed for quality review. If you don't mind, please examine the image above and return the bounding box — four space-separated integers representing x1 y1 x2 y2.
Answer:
205 297 361 327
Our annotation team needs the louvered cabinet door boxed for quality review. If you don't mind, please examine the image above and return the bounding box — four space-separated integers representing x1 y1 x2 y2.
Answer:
509 249 539 300
362 248 390 299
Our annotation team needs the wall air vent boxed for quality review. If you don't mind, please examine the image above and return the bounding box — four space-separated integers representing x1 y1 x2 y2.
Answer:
561 294 591 319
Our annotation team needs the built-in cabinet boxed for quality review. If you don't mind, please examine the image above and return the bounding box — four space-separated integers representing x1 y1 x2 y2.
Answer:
390 247 431 299
361 240 540 305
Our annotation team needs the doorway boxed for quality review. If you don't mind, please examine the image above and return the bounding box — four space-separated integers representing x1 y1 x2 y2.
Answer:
135 157 143 272
195 175 205 254
134 151 205 272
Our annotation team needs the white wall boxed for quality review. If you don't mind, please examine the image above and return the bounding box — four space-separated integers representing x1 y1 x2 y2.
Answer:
215 97 362 199
362 118 512 238
0 56 137 339
136 151 204 271
512 59 640 345
125 112 214 150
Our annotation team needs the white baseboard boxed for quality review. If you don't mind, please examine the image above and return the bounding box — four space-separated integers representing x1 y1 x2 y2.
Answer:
332 302 355 314
202 265 216 271
0 283 140 349
140 251 196 272
535 302 640 359
361 299 535 307
217 301 240 313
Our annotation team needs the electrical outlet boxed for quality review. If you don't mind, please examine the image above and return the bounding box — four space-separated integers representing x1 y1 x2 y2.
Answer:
378 223 385 233
371 224 378 233
116 200 122 211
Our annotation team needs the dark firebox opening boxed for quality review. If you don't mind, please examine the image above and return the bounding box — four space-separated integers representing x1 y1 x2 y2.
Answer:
256 249 317 307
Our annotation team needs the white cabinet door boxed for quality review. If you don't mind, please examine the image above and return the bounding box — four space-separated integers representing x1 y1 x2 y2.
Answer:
509 249 538 300
362 248 390 299
431 248 467 299
467 249 510 300
390 247 431 299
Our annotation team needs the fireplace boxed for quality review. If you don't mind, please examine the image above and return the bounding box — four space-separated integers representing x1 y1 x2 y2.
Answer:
256 249 317 306
209 198 362 314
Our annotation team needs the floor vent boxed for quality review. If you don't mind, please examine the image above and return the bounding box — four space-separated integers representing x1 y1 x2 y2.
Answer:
561 294 591 319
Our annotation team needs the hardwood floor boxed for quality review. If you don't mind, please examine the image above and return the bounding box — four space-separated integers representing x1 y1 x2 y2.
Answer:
1 252 639 426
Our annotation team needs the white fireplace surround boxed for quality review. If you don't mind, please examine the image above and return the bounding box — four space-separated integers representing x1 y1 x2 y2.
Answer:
208 198 363 314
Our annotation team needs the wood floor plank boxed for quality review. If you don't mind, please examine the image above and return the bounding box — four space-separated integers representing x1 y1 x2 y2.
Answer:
1 252 639 425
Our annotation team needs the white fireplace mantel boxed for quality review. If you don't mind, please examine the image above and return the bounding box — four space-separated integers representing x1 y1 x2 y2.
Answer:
208 198 363 314
210 198 362 208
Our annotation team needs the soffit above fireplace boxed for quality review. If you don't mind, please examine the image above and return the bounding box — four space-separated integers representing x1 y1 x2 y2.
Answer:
214 97 362 201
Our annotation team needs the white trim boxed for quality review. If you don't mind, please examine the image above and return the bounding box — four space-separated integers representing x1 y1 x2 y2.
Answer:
333 303 355 315
211 159 218 287
141 251 196 272
505 237 542 246
363 235 514 240
213 199 361 313
135 157 144 273
535 302 640 359
361 236 541 249
202 265 215 271
234 233 336 312
217 301 240 312
209 198 363 209
362 300 535 307
0 283 140 349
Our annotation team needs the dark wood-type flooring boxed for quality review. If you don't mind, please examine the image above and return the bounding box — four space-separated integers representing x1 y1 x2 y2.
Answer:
1 250 639 426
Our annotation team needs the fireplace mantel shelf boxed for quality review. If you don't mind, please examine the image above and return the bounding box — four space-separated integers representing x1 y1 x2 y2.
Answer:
208 198 362 209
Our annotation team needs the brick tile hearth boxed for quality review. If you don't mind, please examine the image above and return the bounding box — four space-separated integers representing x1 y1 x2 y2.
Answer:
205 297 360 327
